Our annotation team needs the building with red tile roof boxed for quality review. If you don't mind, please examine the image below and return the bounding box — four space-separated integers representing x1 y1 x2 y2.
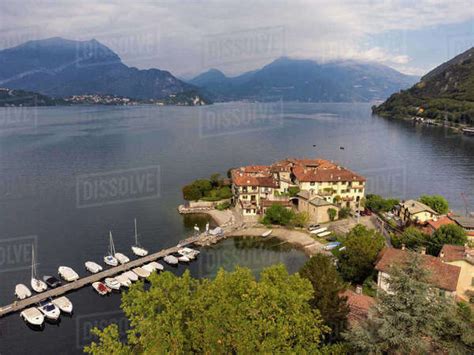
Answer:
342 289 376 326
375 248 461 296
439 245 473 301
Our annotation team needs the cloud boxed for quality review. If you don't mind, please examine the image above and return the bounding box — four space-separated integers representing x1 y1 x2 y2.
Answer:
0 0 472 76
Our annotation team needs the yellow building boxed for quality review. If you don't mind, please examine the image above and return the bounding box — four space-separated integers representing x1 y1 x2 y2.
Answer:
439 245 474 302
398 199 438 224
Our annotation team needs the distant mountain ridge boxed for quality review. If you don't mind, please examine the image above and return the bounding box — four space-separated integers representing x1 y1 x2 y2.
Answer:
189 57 418 102
0 37 201 100
373 47 474 127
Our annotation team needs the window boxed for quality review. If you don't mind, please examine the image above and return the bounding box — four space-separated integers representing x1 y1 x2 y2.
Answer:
310 182 315 186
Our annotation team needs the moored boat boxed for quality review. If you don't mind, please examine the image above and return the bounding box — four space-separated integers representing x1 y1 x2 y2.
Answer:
163 255 178 265
114 274 132 288
131 218 149 257
92 281 110 295
178 247 200 260
132 266 150 278
37 300 61 321
58 266 79 282
20 307 44 327
52 296 73 314
15 284 32 300
43 275 62 288
30 247 47 293
122 270 139 282
104 277 121 291
85 261 103 274
104 231 119 267
114 252 130 265
261 230 272 237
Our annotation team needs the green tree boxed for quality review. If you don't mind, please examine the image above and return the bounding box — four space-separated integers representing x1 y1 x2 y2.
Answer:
299 254 349 341
288 186 300 197
262 204 295 226
193 179 212 195
327 208 337 221
365 194 399 213
429 224 467 255
209 173 221 188
85 266 331 354
291 211 309 227
182 184 202 201
338 225 385 283
419 194 449 214
338 207 351 219
345 254 474 354
391 226 429 250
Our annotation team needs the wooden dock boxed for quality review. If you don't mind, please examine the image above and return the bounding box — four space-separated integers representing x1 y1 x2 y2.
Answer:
0 236 200 318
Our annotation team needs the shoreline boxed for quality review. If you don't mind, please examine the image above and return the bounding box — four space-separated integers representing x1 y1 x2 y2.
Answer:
179 206 327 256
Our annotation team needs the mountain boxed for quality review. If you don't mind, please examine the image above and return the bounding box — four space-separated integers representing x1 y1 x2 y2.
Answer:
372 47 474 127
189 57 418 102
0 37 204 101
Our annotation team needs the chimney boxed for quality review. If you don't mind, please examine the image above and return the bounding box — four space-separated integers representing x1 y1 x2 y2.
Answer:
420 247 426 255
401 244 406 251
439 251 445 258
355 285 362 295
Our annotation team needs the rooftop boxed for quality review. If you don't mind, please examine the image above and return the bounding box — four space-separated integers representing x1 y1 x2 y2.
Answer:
400 199 438 216
439 244 474 264
450 215 474 229
341 290 376 324
375 248 461 292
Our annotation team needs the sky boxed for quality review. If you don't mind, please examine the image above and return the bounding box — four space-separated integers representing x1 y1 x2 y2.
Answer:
1 0 474 78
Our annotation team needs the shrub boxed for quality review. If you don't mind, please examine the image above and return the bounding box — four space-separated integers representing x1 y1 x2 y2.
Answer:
262 204 295 226
182 184 202 201
327 208 337 221
338 207 351 219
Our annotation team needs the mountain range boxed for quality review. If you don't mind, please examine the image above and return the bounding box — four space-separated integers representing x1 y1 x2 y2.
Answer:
189 57 418 102
373 47 474 127
0 37 197 100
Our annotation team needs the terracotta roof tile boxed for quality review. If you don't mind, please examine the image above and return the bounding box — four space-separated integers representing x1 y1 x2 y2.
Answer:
375 248 461 292
440 244 474 262
341 290 376 324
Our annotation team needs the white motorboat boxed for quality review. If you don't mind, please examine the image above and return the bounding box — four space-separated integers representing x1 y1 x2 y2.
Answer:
37 300 61 321
261 230 272 237
21 307 44 327
58 266 79 282
317 231 332 238
122 270 139 282
163 255 178 265
114 274 132 288
52 296 73 314
92 281 110 295
132 267 150 278
131 218 148 257
104 277 121 291
176 255 190 263
30 246 47 293
15 284 32 300
85 261 103 274
114 252 130 265
146 261 164 271
104 231 119 267
178 247 200 260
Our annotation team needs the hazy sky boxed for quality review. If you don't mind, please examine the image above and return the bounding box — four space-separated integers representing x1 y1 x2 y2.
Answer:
1 0 474 78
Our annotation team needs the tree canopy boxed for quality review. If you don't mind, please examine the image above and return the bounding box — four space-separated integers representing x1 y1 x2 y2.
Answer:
419 194 449 214
299 254 349 341
345 254 474 354
391 226 429 251
182 174 232 201
429 224 468 255
85 265 333 354
365 194 399 213
337 225 385 284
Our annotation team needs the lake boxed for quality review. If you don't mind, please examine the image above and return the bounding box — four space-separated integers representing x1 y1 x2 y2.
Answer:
0 102 473 354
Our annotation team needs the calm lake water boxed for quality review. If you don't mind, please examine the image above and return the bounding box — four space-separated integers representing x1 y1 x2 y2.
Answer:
0 102 473 354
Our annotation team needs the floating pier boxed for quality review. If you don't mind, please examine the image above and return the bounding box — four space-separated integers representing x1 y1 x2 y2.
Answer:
0 236 200 318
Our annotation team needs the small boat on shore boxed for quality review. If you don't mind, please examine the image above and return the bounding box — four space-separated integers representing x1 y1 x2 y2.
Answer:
37 300 60 321
58 266 79 282
317 231 332 238
52 296 73 314
310 227 327 235
85 261 103 274
104 278 121 291
43 275 62 288
114 274 132 288
175 254 190 263
122 270 139 282
132 267 150 278
261 230 272 237
462 127 474 136
92 281 110 295
146 261 164 271
21 307 44 327
163 255 178 265
131 218 148 257
15 284 32 300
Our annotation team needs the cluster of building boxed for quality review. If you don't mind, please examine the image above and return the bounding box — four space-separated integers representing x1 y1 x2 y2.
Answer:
65 94 137 105
230 158 366 222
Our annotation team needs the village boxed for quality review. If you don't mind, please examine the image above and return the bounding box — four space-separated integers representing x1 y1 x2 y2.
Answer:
179 157 474 322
